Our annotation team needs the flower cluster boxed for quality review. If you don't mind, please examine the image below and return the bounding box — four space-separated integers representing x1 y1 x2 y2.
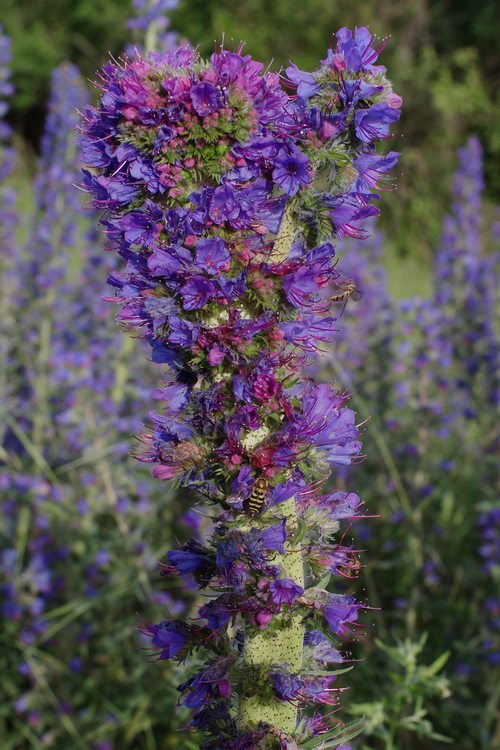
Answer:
477 507 500 667
323 223 395 420
82 29 400 749
0 24 16 259
433 136 499 418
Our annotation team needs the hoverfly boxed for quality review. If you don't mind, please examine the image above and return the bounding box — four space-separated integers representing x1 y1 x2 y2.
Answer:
246 476 269 517
331 278 362 304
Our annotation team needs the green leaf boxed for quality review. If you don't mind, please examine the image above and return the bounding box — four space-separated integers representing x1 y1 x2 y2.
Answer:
301 718 365 748
425 650 451 677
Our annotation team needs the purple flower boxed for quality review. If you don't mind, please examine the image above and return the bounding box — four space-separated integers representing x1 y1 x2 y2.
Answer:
334 26 383 73
207 345 225 366
305 630 343 664
280 315 337 350
218 271 247 301
153 125 175 154
268 578 303 606
293 384 361 464
215 536 242 573
258 521 287 553
79 35 401 745
324 594 360 637
147 245 192 277
179 276 216 310
354 151 400 194
117 200 163 246
285 63 320 99
327 491 362 520
252 373 278 402
195 237 231 274
150 339 181 366
232 375 252 403
271 670 302 701
83 170 138 206
300 675 337 704
147 620 189 659
199 599 233 631
143 296 177 331
282 242 335 307
272 147 311 196
190 82 220 117
283 265 322 307
209 185 241 225
354 102 400 143
168 316 199 346
167 539 210 575
328 195 379 239
153 382 189 412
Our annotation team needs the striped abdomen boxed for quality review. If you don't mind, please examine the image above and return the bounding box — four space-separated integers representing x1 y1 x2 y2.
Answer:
247 477 269 516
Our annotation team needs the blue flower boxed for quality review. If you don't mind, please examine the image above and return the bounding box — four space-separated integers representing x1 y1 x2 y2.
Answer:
258 521 287 553
272 147 310 196
148 620 189 659
209 185 241 225
168 541 212 576
334 26 383 73
167 315 199 346
179 276 216 310
271 670 302 701
268 578 303 605
117 200 163 246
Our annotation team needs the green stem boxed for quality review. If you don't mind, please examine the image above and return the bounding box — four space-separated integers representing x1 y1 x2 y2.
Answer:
145 19 162 55
240 206 304 734
239 497 304 733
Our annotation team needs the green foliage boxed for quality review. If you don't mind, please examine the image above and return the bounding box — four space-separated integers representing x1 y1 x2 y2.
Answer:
348 636 451 750
3 0 500 258
2 0 131 113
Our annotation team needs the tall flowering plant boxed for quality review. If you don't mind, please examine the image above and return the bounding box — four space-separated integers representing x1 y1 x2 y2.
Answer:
81 29 400 749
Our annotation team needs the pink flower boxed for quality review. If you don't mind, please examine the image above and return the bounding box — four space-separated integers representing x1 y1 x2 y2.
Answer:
252 373 278 401
208 345 225 366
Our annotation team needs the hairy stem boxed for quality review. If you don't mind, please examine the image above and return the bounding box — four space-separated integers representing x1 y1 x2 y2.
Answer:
240 497 304 733
240 207 304 734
